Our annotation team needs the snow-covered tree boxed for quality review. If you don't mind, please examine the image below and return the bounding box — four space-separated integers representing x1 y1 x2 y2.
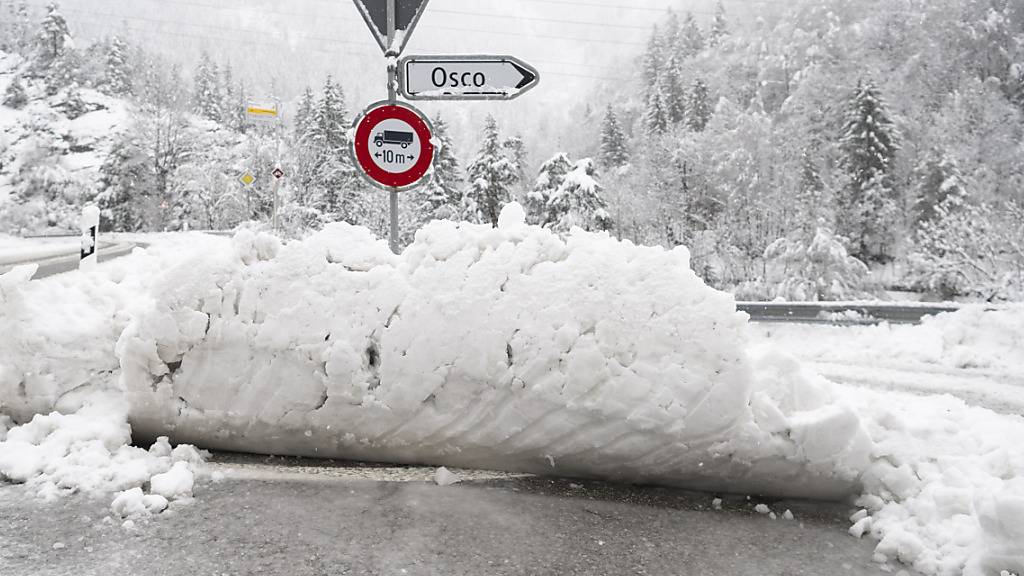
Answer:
35 2 70 68
641 25 664 97
645 90 669 136
43 38 82 95
913 149 967 226
709 0 728 47
547 158 613 234
662 55 686 125
679 12 704 58
96 132 151 232
293 76 363 226
838 80 901 262
104 36 131 96
794 148 827 236
599 105 629 169
527 153 572 227
464 115 520 226
686 79 712 132
911 195 1009 300
764 226 871 301
193 51 221 123
293 86 315 142
3 75 28 108
1 1 31 53
404 113 462 233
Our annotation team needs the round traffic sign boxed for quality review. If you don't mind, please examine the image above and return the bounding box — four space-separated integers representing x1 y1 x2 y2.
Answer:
352 101 434 191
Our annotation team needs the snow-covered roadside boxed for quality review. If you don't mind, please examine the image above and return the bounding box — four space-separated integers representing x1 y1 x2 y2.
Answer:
0 210 1021 575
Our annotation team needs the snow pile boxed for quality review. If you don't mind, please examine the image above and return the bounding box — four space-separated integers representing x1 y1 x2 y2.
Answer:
117 203 870 499
0 233 235 422
0 396 206 508
751 305 1024 375
844 389 1024 576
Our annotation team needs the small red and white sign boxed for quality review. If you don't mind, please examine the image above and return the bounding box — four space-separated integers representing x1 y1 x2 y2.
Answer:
272 167 285 179
352 101 434 190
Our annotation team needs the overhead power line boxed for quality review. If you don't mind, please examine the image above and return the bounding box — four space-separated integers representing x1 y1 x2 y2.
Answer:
63 17 620 82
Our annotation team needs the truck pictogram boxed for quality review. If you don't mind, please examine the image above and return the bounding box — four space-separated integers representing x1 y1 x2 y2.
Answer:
374 130 414 149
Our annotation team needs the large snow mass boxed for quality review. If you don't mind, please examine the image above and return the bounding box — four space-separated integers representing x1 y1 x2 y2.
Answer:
117 204 868 499
0 205 1022 576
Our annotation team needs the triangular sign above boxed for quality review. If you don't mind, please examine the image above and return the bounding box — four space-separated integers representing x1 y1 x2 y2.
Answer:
352 0 431 55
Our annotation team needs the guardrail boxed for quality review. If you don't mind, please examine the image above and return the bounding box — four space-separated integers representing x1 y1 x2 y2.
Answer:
737 302 964 325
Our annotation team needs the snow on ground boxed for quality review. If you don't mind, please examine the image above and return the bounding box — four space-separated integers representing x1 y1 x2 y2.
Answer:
0 209 1022 575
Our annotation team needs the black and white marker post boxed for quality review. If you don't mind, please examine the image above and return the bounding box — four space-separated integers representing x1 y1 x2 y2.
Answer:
80 205 100 272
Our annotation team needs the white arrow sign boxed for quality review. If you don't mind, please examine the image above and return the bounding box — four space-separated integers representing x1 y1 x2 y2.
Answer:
398 55 541 101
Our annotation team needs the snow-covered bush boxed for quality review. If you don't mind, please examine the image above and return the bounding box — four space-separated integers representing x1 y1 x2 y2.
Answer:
912 197 1024 301
2 75 28 108
763 226 872 301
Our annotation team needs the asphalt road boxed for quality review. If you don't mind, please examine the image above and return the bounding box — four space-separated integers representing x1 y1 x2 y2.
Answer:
0 454 910 576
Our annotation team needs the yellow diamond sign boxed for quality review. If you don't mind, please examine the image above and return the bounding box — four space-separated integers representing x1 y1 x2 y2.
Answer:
239 172 256 187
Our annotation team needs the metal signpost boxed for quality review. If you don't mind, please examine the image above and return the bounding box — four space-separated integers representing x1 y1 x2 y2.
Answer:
398 55 540 101
351 0 540 253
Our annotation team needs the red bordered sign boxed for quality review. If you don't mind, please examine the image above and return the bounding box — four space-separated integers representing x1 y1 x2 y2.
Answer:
352 100 434 191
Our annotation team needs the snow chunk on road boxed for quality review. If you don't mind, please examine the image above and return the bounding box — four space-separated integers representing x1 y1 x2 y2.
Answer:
120 203 869 500
0 397 205 503
149 461 194 500
111 487 168 517
434 466 461 486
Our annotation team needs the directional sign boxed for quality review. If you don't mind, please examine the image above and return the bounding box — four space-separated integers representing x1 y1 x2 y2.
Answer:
239 172 256 187
352 0 430 55
272 168 285 180
246 104 279 123
398 55 540 101
351 100 434 191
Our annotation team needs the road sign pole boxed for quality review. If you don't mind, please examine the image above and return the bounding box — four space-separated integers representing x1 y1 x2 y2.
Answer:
386 0 401 254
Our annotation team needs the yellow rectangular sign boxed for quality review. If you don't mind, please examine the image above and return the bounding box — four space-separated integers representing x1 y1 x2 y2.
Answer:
246 106 278 118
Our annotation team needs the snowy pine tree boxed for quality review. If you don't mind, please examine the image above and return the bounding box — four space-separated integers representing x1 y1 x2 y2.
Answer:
686 79 712 132
709 0 728 47
193 51 222 123
104 36 131 96
662 55 686 125
645 90 669 136
527 153 572 227
35 2 70 68
679 12 704 58
913 149 967 226
293 86 315 142
547 158 614 234
599 105 629 169
641 25 664 97
464 115 520 226
838 79 901 262
404 113 462 231
294 76 362 225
